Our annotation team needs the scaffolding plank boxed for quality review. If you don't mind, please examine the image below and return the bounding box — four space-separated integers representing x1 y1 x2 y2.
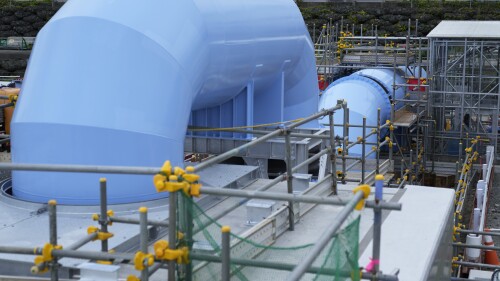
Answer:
393 109 418 127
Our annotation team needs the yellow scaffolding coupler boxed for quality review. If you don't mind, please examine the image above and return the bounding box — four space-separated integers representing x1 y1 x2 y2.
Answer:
352 184 371 211
32 243 62 274
127 275 140 281
153 240 189 264
87 226 114 241
133 251 154 271
8 93 18 105
153 161 201 197
337 147 343 155
92 209 115 225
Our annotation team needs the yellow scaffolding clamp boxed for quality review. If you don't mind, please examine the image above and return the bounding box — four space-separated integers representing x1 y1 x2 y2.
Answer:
87 226 114 241
153 240 189 264
133 251 154 271
127 275 140 281
153 161 201 197
352 184 370 211
92 209 115 225
32 243 62 274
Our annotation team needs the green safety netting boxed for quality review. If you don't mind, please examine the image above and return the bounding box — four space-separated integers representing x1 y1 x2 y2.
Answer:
176 192 360 281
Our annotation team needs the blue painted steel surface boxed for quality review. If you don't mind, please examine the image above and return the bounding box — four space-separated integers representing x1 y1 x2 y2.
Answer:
318 68 406 157
11 0 318 204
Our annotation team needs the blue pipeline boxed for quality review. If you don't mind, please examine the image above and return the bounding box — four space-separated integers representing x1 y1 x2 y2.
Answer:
319 68 407 157
11 0 318 204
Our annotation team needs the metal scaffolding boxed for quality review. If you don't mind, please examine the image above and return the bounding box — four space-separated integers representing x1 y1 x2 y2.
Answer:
428 35 500 160
0 102 402 281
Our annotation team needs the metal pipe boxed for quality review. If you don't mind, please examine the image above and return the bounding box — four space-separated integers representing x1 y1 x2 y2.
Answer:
193 104 342 172
199 185 402 210
453 260 500 270
140 207 149 281
109 216 169 227
66 233 97 251
190 253 399 280
99 178 109 253
328 112 337 195
168 192 177 281
188 127 330 139
221 226 231 281
285 130 295 231
452 243 500 252
372 175 383 274
149 262 164 277
342 104 348 183
48 200 58 281
376 109 381 174
287 191 364 281
0 162 160 175
51 249 133 260
361 117 366 184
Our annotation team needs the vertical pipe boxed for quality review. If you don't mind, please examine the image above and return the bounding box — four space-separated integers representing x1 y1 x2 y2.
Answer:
473 208 481 233
373 175 384 275
389 103 395 163
221 226 231 281
477 180 486 210
361 117 366 184
313 23 316 44
342 104 348 184
459 142 463 169
48 200 58 281
360 24 363 45
329 112 338 195
99 178 108 253
180 193 193 281
139 207 149 281
168 193 177 281
483 163 488 181
409 149 413 184
376 108 381 174
285 130 295 231
415 19 419 37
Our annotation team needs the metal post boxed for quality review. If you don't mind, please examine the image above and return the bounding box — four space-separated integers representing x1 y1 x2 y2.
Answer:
361 117 366 184
168 192 177 281
287 191 364 281
342 105 349 183
409 149 413 184
458 142 463 169
328 112 338 195
285 130 295 231
221 226 231 281
389 103 395 163
376 108 381 174
48 200 58 281
99 178 109 253
139 207 149 281
372 175 384 275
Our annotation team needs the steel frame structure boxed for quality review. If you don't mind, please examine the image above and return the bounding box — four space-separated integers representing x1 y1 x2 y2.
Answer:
429 37 500 160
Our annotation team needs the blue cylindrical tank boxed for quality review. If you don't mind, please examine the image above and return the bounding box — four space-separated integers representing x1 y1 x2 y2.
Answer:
318 68 406 156
11 0 319 204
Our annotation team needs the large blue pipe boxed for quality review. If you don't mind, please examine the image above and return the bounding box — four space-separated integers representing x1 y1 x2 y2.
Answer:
319 68 407 156
11 0 318 204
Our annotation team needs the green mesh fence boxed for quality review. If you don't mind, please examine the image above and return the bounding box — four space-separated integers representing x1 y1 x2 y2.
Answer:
177 192 360 281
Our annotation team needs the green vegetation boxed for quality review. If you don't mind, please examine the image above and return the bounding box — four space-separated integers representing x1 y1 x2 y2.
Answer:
299 2 500 37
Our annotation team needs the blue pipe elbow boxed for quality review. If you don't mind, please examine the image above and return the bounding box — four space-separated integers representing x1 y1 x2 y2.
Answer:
11 0 318 204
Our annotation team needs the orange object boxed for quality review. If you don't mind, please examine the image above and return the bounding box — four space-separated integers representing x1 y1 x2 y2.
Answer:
407 78 426 92
0 87 19 135
318 75 329 91
483 229 500 265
